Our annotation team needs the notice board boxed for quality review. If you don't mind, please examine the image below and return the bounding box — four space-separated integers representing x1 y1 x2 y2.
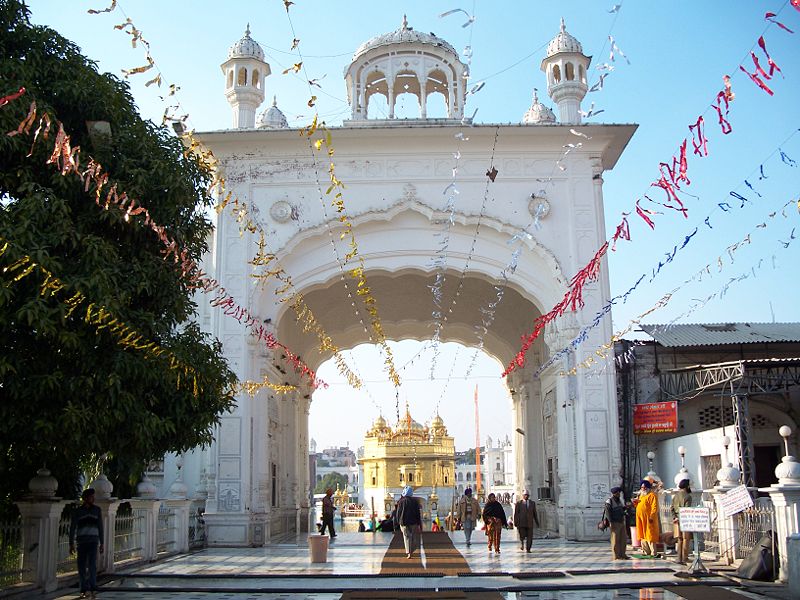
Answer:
633 401 678 434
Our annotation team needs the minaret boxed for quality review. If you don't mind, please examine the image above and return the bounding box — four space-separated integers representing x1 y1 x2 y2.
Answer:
221 25 271 128
540 18 590 125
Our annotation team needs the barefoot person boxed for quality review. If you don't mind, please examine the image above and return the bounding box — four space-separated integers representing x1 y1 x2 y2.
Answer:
513 489 539 553
456 487 480 547
482 492 507 554
395 486 422 559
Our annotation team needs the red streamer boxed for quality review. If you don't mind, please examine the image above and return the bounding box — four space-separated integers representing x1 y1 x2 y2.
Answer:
635 199 656 230
688 116 708 156
712 75 733 134
611 216 630 250
765 12 794 34
0 87 25 108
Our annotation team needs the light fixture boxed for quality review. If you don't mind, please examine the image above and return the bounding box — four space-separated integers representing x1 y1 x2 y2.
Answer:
677 446 686 468
779 425 792 457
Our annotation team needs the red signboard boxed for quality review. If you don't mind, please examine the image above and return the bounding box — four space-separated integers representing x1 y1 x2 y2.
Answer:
633 401 678 434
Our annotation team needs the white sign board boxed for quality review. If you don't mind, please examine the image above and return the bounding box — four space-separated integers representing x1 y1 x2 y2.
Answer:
718 484 754 518
679 507 711 533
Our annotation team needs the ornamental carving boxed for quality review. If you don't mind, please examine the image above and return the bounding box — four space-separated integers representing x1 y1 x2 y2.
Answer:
529 196 550 219
270 200 292 223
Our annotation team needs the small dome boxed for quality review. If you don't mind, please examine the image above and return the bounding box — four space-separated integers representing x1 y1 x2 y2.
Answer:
352 15 458 62
523 89 556 124
374 415 387 428
228 24 265 61
546 18 583 57
258 97 289 129
431 414 444 428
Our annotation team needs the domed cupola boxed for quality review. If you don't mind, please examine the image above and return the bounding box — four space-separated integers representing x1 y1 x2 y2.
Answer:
221 24 271 129
540 18 590 125
430 414 448 438
227 25 266 61
546 19 584 56
344 15 468 122
257 96 289 129
522 89 556 124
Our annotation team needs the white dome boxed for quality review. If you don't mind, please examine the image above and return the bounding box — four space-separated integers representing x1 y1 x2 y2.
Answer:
523 89 556 124
352 15 458 62
546 18 583 57
228 24 265 61
258 97 289 129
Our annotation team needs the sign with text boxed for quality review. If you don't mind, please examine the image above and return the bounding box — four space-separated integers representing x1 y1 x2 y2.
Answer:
679 507 711 532
633 401 678 434
718 484 754 518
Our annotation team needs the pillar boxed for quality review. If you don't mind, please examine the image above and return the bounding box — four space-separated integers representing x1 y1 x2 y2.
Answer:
164 499 193 554
128 499 162 562
94 499 121 573
759 425 800 582
16 500 67 592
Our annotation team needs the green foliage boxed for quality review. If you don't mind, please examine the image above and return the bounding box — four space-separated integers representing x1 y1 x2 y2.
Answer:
314 472 348 494
0 0 237 514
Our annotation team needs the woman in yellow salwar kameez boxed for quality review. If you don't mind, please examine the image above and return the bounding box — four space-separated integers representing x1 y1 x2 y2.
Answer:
635 479 661 557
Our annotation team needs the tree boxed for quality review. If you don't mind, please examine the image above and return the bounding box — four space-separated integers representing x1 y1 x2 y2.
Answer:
314 472 348 494
0 0 237 509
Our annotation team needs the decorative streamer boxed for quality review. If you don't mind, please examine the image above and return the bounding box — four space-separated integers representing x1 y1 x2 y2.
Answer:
5 98 324 389
506 24 793 376
0 237 203 395
549 197 797 377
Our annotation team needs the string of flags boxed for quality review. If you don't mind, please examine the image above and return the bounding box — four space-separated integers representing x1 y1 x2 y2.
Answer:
504 10 796 378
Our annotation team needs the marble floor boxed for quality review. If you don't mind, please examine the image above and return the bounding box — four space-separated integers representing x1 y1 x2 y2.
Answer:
41 530 784 600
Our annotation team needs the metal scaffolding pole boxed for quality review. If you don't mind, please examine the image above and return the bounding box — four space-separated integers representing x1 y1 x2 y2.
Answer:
731 393 756 488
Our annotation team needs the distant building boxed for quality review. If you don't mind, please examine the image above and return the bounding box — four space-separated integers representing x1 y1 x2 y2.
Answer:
360 409 455 520
310 440 360 499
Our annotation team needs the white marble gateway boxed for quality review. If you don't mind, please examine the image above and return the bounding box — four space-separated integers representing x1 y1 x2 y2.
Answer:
166 17 636 545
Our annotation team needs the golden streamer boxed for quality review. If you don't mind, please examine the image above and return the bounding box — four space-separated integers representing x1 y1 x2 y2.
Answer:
0 235 201 394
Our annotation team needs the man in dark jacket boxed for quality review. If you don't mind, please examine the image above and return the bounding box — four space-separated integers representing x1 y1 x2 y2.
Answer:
513 489 540 553
320 488 337 538
69 488 104 599
394 486 422 559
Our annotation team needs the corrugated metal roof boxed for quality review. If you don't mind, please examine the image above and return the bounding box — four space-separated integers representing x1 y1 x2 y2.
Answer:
640 322 800 347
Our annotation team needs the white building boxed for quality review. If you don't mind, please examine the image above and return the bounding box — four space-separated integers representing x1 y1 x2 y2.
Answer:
163 15 635 544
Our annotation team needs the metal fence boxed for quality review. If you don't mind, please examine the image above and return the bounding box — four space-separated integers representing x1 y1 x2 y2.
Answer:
188 510 206 550
114 502 144 562
735 496 774 557
156 505 176 555
56 509 77 575
0 516 24 587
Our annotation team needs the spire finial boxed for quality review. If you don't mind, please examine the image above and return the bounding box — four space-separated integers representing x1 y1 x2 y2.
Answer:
532 88 539 103
402 14 409 30
560 17 566 33
245 23 251 37
272 95 277 107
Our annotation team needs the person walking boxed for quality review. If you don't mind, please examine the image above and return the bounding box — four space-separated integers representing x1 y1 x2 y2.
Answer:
395 486 422 559
635 479 661 557
513 489 540 553
69 488 104 599
456 487 480 547
671 479 693 565
482 492 508 554
320 488 337 538
604 486 630 560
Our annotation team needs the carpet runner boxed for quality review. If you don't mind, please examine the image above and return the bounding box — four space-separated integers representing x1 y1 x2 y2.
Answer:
351 532 502 599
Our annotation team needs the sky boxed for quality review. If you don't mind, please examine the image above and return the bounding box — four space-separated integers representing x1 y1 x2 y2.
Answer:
24 1 800 451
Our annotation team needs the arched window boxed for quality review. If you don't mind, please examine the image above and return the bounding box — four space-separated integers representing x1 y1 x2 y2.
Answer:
227 70 233 88
237 67 247 86
579 64 586 84
466 472 471 482
252 69 260 88
565 62 575 81
552 64 561 84
399 473 404 482
408 472 414 483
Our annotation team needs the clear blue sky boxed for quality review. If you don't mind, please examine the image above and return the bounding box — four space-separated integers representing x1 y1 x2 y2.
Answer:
25 1 800 450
